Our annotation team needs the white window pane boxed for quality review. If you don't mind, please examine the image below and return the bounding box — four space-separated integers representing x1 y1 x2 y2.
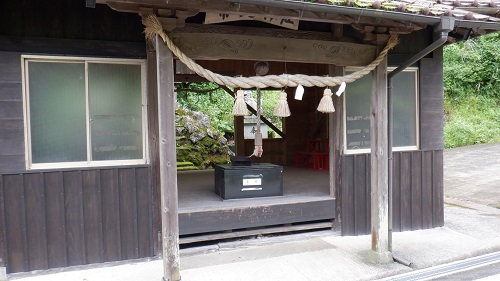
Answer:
28 61 87 163
88 63 143 161
392 71 417 147
345 73 372 151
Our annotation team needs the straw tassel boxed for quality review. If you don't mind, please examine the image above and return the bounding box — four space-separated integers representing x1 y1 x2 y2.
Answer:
317 88 335 113
273 90 291 117
232 90 248 116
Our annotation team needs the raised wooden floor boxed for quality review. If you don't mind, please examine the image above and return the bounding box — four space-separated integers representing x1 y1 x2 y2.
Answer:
178 166 336 238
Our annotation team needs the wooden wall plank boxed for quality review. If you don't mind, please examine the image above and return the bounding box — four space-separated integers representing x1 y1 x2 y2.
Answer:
63 171 85 266
100 169 121 261
353 155 368 235
44 172 67 268
0 138 24 156
23 173 48 270
341 155 355 235
0 119 24 139
0 2 144 42
0 52 25 175
0 101 23 120
392 152 401 232
432 150 444 227
119 168 139 260
0 52 22 83
0 176 6 270
365 155 371 233
0 83 22 101
0 37 146 59
3 175 28 273
411 151 423 230
419 58 444 151
400 152 412 231
421 151 433 229
135 167 153 258
82 170 104 264
0 156 25 174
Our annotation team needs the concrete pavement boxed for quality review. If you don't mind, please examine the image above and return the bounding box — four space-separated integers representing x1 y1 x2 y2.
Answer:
8 144 500 281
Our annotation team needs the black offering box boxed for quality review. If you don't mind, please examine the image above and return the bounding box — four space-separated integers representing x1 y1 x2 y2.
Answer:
214 159 283 199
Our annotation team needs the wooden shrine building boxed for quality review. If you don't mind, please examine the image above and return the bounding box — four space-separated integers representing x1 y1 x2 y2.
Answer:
0 0 499 279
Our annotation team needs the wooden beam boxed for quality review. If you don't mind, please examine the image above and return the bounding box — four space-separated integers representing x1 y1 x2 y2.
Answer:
169 32 376 66
173 23 334 41
179 222 333 244
155 35 181 281
369 47 391 263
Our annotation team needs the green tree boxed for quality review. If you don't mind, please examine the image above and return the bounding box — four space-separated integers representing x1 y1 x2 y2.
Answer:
443 32 500 148
444 32 500 101
176 82 235 137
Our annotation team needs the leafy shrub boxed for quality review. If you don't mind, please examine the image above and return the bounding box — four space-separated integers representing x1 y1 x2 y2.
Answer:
444 32 500 101
443 32 500 148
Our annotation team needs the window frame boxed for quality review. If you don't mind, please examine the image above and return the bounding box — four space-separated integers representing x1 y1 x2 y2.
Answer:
343 66 419 155
22 55 148 170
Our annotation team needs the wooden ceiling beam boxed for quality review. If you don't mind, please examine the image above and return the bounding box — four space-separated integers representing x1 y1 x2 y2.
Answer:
167 31 376 66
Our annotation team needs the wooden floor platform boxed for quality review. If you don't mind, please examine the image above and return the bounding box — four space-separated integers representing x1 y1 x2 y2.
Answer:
177 166 336 238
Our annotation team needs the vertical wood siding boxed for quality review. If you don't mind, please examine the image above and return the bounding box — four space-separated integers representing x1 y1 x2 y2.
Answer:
0 167 153 274
341 150 444 236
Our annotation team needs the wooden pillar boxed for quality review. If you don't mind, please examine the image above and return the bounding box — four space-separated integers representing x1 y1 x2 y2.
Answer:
369 53 392 263
155 35 181 281
146 41 162 256
234 116 245 156
329 24 344 231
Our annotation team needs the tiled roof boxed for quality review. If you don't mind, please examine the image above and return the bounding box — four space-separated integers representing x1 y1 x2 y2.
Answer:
302 0 500 23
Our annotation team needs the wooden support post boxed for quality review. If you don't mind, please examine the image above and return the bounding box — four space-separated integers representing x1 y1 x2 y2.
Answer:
369 54 392 263
234 116 245 156
147 41 162 256
155 35 181 281
329 24 344 231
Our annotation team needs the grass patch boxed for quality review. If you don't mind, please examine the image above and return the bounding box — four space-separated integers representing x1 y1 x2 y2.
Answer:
444 95 500 148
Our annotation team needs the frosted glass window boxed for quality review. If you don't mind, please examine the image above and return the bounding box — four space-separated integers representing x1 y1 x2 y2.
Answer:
344 68 418 153
89 63 143 160
28 62 87 163
392 71 417 147
24 57 145 168
345 73 372 151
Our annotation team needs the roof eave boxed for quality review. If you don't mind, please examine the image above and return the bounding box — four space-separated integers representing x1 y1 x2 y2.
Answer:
232 0 500 30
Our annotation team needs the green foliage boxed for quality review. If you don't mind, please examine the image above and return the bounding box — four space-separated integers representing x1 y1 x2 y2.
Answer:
252 89 282 133
177 82 283 138
443 32 500 101
443 32 500 148
444 95 500 148
176 82 235 137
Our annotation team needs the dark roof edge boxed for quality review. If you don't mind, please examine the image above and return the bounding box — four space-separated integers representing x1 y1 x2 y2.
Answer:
233 0 500 30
